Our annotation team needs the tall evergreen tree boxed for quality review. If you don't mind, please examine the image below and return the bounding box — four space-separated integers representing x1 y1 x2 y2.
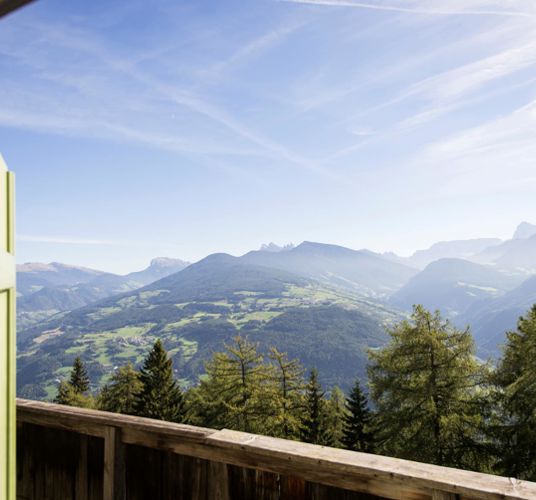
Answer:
70 357 90 394
268 348 305 439
301 368 329 445
493 305 536 480
192 336 272 433
342 378 374 452
368 305 491 470
324 386 348 448
134 339 184 422
98 362 142 415
54 357 94 408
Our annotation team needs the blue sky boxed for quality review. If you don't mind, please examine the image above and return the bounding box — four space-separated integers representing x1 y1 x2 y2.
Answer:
1 0 536 273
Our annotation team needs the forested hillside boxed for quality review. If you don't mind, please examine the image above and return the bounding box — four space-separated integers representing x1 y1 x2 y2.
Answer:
17 254 397 399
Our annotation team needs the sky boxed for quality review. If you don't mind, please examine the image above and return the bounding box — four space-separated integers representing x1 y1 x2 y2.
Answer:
1 0 536 274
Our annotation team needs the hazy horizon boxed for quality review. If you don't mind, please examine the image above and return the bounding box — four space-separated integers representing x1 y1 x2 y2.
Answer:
15 219 531 275
3 0 536 273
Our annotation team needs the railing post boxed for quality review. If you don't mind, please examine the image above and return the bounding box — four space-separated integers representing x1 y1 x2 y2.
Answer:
103 426 125 500
76 434 89 500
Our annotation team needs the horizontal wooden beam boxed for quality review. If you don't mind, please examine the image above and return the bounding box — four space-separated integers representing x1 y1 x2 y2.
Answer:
17 399 536 500
0 0 35 18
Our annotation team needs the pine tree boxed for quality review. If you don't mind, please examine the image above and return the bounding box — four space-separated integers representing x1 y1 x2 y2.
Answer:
69 357 90 394
342 378 374 452
268 348 305 439
493 305 536 480
98 362 142 415
134 339 184 422
368 305 491 470
301 368 329 444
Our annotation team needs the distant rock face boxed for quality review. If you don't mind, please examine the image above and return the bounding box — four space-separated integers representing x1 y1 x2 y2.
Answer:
150 257 189 268
259 243 295 253
513 222 536 240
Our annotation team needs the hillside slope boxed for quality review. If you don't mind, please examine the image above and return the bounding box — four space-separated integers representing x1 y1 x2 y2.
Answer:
390 258 521 316
17 254 398 399
241 241 417 296
458 275 536 357
17 258 189 329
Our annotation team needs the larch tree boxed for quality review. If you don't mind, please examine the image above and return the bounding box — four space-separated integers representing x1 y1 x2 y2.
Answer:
194 336 273 433
134 339 184 422
268 347 305 439
368 305 491 471
493 305 536 480
98 362 142 415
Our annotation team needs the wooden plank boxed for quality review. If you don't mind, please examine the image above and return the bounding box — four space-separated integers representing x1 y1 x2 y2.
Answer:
76 435 89 500
16 399 536 500
17 398 213 439
204 429 533 500
432 492 458 500
207 460 230 500
103 426 125 500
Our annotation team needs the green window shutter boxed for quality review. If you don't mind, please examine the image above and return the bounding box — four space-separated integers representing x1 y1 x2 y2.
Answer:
0 154 15 500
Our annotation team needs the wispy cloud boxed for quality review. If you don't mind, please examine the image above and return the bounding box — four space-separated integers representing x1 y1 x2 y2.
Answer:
280 0 534 17
0 18 334 178
198 20 306 82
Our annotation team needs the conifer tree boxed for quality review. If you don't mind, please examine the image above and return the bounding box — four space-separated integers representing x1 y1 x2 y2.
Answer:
301 368 329 444
134 339 184 422
54 380 76 405
193 336 272 433
54 357 94 408
368 305 490 470
324 386 348 448
342 378 374 452
70 356 90 394
493 305 536 480
268 348 305 439
99 362 142 415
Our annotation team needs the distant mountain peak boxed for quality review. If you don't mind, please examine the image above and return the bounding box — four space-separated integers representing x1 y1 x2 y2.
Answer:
513 222 536 240
149 257 189 268
259 242 295 253
17 262 102 274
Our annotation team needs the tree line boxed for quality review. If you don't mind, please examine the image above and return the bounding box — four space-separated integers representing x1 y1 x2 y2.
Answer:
55 304 536 480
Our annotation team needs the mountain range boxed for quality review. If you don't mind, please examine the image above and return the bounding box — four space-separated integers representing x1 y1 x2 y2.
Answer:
16 222 536 399
17 258 189 330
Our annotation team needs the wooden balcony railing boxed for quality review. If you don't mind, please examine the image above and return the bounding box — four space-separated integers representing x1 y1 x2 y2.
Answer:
16 398 536 500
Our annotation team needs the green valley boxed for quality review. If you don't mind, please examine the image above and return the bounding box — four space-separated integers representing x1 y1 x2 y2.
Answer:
17 254 400 399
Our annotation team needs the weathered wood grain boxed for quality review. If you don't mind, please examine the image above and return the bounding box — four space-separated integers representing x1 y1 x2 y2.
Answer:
16 399 536 500
103 426 125 500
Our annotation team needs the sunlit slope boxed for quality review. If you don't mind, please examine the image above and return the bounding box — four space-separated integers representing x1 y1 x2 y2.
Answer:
17 253 399 399
17 258 189 330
